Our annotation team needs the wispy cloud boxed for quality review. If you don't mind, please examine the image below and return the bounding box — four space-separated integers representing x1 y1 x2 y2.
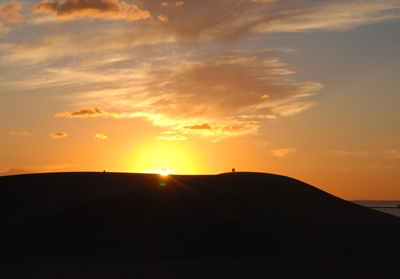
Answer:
0 164 79 176
21 0 400 44
41 163 77 171
251 0 276 2
0 168 32 176
136 0 400 42
94 133 108 139
253 1 400 33
2 1 399 62
156 134 187 141
4 48 320 141
55 106 118 118
101 49 321 139
2 0 400 143
383 149 400 158
9 131 31 136
50 131 69 139
238 114 276 120
330 148 400 159
369 164 398 171
271 148 297 158
330 150 370 157
160 130 178 135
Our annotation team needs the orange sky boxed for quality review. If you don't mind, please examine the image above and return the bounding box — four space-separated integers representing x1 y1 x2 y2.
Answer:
1 0 400 200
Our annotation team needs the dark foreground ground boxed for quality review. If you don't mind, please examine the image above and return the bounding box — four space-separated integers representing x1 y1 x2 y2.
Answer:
1 172 400 278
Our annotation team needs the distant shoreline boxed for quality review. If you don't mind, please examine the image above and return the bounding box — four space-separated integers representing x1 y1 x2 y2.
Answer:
367 206 400 209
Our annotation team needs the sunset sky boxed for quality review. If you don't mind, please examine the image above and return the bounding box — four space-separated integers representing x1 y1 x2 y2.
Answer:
1 0 400 199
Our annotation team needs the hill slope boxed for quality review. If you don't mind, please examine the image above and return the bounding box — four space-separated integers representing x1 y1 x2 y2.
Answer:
1 172 400 277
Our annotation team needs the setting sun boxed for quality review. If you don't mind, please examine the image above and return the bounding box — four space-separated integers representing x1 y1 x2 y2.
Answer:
159 168 170 176
130 141 201 175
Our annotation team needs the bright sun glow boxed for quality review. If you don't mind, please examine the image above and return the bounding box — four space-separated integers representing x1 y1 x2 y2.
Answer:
159 168 170 176
132 142 201 175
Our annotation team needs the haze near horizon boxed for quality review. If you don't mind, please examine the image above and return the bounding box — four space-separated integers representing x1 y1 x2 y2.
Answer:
1 0 400 200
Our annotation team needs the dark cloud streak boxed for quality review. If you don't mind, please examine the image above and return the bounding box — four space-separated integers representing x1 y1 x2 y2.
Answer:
49 131 69 139
55 106 118 118
184 123 211 130
34 0 151 21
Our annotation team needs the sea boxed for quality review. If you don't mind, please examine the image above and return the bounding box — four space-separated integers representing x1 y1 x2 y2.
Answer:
351 201 400 218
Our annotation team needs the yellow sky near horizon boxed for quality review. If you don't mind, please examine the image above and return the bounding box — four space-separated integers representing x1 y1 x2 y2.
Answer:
1 0 400 200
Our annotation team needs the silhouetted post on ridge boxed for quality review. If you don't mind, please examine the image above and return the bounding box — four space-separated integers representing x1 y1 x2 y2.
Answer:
232 168 235 173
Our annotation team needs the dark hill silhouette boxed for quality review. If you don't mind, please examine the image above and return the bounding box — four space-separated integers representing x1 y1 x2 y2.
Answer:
1 172 400 277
